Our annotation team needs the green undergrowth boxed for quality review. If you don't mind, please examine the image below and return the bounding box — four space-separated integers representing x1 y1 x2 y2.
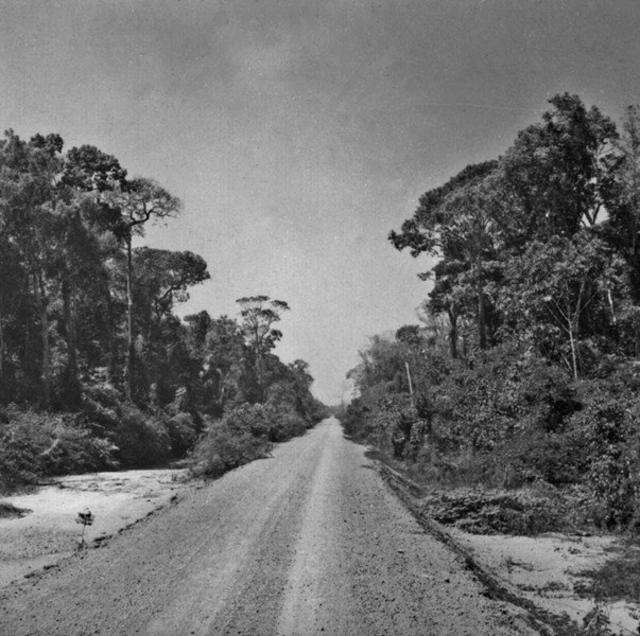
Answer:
0 388 200 494
189 402 315 479
340 346 640 536
0 381 325 494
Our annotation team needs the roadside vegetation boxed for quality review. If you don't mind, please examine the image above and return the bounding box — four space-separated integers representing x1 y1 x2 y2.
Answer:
0 132 326 493
339 94 640 610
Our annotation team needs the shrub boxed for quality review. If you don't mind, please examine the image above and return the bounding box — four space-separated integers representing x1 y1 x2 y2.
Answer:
190 413 272 478
38 423 118 475
0 405 119 493
166 411 198 457
222 403 271 438
112 406 172 468
266 409 307 442
189 401 312 478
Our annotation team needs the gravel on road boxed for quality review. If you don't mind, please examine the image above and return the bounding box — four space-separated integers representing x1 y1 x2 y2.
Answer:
0 418 535 635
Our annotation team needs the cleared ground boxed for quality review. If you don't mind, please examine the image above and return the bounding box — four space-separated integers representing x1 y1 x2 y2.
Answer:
0 419 534 635
0 469 188 588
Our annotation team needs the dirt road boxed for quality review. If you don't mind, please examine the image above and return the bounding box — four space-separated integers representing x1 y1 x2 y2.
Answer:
0 419 534 635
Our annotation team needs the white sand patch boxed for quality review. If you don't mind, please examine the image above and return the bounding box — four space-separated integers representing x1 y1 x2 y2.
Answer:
0 469 190 588
451 529 640 634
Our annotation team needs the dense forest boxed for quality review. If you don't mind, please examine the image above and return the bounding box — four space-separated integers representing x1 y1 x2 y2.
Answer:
0 131 325 491
341 94 640 531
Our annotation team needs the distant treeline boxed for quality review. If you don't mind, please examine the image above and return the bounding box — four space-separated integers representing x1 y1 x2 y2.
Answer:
0 132 325 491
342 94 640 531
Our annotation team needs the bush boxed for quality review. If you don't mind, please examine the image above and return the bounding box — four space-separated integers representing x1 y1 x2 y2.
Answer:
266 409 307 442
0 405 118 493
83 385 191 466
166 411 198 458
112 406 172 468
223 403 271 438
189 401 313 479
190 411 272 478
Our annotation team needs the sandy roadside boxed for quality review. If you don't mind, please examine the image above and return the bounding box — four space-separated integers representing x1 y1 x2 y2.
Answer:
380 464 640 635
453 529 640 635
0 468 190 588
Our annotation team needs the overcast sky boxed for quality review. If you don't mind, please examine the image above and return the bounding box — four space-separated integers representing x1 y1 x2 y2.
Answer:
2 1 640 402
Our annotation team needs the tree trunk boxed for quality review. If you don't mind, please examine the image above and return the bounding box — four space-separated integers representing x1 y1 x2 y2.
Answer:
404 361 415 407
106 290 118 385
567 312 579 381
475 250 487 350
36 272 51 409
630 283 640 360
125 236 134 400
606 287 616 325
61 277 81 406
447 307 458 359
0 317 5 402
254 324 264 402
478 291 487 350
22 275 34 395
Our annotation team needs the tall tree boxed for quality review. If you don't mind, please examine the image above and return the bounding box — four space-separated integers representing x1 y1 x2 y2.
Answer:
0 131 66 407
129 248 209 404
602 106 640 355
236 296 290 401
201 316 246 413
390 161 502 353
503 93 617 242
62 144 127 383
105 179 181 399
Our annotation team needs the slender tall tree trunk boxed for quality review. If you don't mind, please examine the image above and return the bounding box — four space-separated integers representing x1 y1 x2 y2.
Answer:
22 275 33 394
447 307 458 359
567 303 579 381
105 290 118 385
217 369 227 410
61 277 81 406
631 283 640 359
254 324 264 402
606 288 616 325
475 251 487 350
478 292 487 350
125 236 134 401
36 272 51 409
404 361 415 408
0 316 5 402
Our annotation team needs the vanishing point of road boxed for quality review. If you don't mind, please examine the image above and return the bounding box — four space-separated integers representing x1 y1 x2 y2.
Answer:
0 419 534 635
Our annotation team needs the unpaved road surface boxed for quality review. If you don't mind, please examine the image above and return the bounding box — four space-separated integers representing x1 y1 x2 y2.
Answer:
0 419 534 635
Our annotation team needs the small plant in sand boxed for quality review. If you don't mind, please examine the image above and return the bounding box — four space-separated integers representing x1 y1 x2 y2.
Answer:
76 508 94 549
582 603 614 635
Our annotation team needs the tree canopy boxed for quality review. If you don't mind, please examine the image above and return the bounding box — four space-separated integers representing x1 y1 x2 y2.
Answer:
0 130 325 491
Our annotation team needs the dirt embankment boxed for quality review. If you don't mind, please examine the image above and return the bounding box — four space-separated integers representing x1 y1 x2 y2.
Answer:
0 419 535 636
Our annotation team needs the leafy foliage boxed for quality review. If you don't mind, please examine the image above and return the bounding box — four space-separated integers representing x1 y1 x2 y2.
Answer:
0 130 325 491
347 94 640 533
0 405 118 493
189 404 274 478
